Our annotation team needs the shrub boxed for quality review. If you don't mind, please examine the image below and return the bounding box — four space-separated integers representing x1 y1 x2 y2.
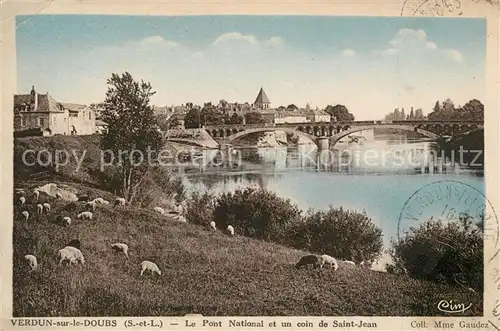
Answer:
212 187 302 242
185 191 216 226
288 206 383 263
390 214 483 291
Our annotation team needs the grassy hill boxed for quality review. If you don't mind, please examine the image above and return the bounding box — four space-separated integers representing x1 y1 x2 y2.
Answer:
13 185 482 317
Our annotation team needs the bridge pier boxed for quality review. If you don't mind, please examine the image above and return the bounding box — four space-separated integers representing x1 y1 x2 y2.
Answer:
317 137 330 150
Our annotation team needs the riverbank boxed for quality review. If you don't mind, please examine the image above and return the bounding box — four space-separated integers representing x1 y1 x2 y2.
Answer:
13 182 482 316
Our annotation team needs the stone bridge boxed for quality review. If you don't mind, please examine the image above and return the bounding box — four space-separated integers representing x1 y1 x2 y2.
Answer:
200 120 483 148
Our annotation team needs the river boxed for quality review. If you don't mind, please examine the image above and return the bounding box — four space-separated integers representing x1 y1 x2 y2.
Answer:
173 132 485 269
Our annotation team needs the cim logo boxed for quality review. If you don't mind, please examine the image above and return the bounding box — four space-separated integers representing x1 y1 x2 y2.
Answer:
437 300 472 314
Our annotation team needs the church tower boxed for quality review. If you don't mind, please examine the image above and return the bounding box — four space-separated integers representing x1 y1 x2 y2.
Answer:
253 87 271 110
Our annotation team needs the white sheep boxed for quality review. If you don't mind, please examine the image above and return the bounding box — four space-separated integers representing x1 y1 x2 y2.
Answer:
19 196 26 206
140 260 161 276
111 243 129 258
24 254 38 271
114 197 126 206
227 225 235 236
92 197 105 204
21 211 30 221
85 201 97 211
32 190 39 201
210 221 217 230
58 248 77 266
77 211 93 220
36 204 43 214
174 215 187 223
55 192 63 199
153 206 165 215
42 203 51 213
63 246 85 264
341 260 356 266
62 216 71 226
319 254 339 271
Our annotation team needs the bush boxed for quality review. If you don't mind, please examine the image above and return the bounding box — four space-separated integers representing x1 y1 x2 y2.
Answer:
390 214 483 291
185 191 216 226
213 187 302 242
288 207 383 264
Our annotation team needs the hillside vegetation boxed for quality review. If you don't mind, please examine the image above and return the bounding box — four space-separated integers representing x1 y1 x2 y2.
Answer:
13 185 482 317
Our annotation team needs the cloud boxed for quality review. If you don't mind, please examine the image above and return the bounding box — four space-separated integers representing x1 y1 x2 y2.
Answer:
444 49 464 63
213 32 259 46
340 49 356 57
139 35 181 49
263 37 284 49
375 28 463 63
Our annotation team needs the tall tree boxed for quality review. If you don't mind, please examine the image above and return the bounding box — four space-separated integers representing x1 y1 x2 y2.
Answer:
100 72 163 203
433 101 441 113
286 104 298 112
245 112 266 124
325 104 355 121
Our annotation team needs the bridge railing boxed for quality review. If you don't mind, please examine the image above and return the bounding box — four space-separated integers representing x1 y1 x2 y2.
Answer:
203 119 483 130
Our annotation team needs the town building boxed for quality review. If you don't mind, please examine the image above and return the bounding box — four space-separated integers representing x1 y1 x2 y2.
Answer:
253 87 271 110
14 86 96 136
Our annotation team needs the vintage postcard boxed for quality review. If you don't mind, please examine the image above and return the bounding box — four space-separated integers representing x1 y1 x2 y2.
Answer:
1 1 500 330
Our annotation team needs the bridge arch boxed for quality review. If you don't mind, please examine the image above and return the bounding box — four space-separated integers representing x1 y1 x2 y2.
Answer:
330 124 440 147
225 127 318 145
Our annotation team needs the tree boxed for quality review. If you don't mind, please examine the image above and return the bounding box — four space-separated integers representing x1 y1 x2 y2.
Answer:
286 104 298 112
409 108 415 120
415 108 424 119
229 112 244 124
325 104 355 121
433 101 441 113
460 99 484 121
99 72 164 203
184 108 202 128
277 106 286 112
245 112 266 124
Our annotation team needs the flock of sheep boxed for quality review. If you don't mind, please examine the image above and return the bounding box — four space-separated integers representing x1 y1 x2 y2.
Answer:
16 187 365 280
15 188 188 277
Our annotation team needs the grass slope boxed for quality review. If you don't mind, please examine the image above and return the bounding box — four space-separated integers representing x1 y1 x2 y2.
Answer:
13 186 482 317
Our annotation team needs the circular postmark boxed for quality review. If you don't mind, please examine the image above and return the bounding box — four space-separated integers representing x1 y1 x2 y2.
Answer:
397 180 498 259
401 0 464 16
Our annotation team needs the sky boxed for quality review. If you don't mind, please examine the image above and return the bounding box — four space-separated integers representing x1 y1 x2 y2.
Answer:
16 15 486 120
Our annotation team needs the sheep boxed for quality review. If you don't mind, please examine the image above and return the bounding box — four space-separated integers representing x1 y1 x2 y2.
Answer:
21 211 29 221
111 243 129 258
340 260 356 267
58 248 77 266
210 221 217 231
24 254 38 271
77 211 93 220
19 196 26 206
153 206 165 215
64 202 77 211
295 255 321 269
92 197 105 204
227 225 235 236
174 215 187 223
114 197 126 206
55 192 63 199
62 216 71 226
36 204 44 214
33 190 40 201
42 203 51 213
63 246 85 264
140 260 161 276
67 239 81 250
319 254 339 271
77 195 90 202
102 200 110 205
85 201 97 211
